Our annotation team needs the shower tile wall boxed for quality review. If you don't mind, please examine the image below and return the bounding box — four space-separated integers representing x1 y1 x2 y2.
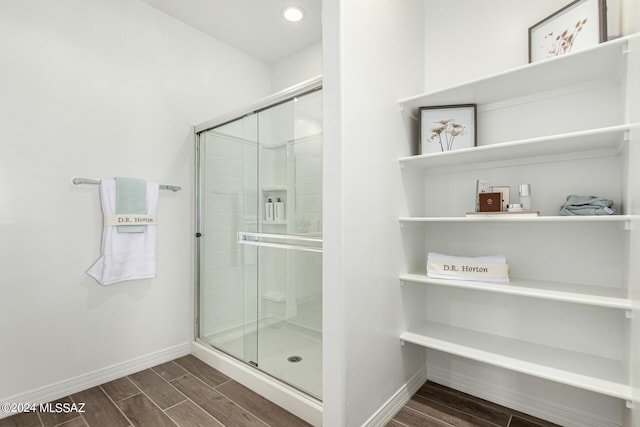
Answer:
258 96 323 331
290 136 323 332
293 138 322 233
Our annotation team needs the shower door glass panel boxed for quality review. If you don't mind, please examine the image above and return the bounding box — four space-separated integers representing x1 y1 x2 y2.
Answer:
198 88 322 400
199 114 259 366
256 90 323 399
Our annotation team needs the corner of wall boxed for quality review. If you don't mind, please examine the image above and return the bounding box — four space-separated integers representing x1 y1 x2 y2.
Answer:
271 42 323 93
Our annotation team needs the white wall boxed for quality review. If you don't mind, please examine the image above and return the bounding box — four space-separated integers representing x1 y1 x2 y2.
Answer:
0 0 272 404
322 0 425 425
272 42 323 93
424 0 561 91
424 0 639 92
621 0 640 35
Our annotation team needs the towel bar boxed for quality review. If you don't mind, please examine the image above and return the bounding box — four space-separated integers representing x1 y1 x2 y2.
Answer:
72 177 181 192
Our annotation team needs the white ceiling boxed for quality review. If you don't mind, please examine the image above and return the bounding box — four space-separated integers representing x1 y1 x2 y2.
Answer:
139 0 322 64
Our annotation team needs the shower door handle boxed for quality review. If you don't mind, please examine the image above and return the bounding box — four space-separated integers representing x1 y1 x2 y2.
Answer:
237 232 323 253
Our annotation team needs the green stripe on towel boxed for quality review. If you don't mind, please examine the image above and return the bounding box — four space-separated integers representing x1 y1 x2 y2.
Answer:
115 177 147 233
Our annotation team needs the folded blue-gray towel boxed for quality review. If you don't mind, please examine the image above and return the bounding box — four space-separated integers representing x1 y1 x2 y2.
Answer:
560 195 614 216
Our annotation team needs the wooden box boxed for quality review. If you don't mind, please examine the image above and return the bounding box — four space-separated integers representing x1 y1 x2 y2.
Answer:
478 192 503 212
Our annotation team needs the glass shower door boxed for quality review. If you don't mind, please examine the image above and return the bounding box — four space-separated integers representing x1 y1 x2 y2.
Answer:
198 113 259 366
197 87 322 399
252 89 323 398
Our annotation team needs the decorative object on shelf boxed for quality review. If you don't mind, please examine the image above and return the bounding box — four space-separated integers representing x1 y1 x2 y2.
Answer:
419 104 476 155
490 186 510 212
528 0 606 63
471 182 538 215
560 194 615 216
478 192 503 212
519 184 532 211
474 179 488 212
426 252 510 284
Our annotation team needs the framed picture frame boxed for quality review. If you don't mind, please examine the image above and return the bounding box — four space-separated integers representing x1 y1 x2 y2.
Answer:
528 0 607 63
418 104 477 155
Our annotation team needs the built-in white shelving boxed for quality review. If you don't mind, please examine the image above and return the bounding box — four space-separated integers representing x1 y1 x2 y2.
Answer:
398 36 630 112
399 215 637 224
398 125 636 171
400 274 631 311
400 321 632 401
398 34 639 406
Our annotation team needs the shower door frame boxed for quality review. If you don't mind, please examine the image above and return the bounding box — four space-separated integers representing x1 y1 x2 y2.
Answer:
193 75 323 371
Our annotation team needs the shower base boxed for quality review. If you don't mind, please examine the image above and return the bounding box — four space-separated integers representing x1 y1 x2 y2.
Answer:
202 321 322 399
192 333 322 426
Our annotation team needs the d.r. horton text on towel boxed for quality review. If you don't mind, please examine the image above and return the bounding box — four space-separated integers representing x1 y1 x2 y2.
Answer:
87 178 159 285
427 252 510 284
103 214 157 226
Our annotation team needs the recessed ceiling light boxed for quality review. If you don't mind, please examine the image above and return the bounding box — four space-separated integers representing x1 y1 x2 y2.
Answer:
282 6 305 22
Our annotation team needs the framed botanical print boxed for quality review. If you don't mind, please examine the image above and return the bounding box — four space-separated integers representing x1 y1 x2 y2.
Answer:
529 0 607 63
418 104 477 155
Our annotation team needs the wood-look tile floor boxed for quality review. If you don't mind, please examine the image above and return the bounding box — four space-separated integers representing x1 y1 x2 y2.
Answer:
388 381 561 427
1 354 560 427
0 355 311 427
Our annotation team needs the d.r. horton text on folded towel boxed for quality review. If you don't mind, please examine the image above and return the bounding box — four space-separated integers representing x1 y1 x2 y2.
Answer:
104 214 157 226
427 252 510 284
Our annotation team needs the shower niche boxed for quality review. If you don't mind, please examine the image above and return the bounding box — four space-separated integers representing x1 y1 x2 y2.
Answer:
195 84 323 400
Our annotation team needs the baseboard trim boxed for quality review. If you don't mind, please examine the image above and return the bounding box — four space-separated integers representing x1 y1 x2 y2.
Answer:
427 365 621 427
0 342 191 419
362 367 428 427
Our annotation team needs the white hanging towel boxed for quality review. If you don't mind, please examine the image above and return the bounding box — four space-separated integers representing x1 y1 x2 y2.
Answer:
88 179 159 285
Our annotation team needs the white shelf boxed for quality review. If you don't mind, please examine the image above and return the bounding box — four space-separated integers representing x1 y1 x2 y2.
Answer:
399 215 636 224
262 186 287 192
398 125 636 171
398 35 634 112
400 321 632 401
399 274 631 311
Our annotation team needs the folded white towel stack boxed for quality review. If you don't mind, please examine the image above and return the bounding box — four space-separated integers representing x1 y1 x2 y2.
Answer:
427 252 509 284
87 179 159 285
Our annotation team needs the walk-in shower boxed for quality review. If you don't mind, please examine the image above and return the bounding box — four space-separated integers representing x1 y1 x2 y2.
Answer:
194 79 323 408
